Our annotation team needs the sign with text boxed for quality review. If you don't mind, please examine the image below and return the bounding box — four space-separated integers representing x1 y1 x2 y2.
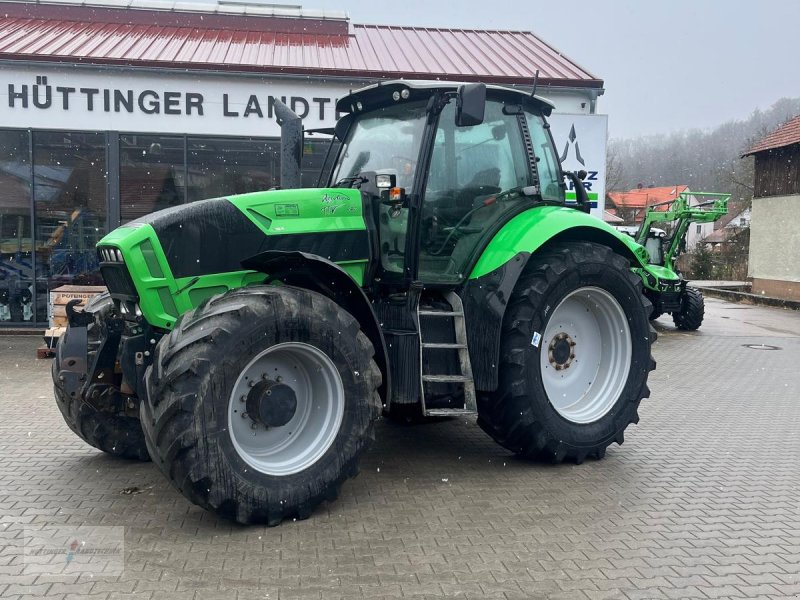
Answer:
548 113 608 219
0 66 356 137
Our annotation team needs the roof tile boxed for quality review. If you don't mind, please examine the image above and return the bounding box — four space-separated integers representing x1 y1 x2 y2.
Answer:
743 114 800 156
607 186 689 209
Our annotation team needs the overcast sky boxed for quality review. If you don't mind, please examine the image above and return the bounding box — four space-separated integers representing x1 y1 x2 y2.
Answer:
313 0 800 139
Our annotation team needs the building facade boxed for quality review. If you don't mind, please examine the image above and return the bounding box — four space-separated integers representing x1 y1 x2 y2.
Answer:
0 0 607 327
743 115 800 301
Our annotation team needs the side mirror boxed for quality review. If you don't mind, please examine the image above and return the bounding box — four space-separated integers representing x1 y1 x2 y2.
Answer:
456 83 486 127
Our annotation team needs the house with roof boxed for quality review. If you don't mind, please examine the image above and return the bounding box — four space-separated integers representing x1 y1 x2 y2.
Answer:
742 114 800 301
606 185 715 250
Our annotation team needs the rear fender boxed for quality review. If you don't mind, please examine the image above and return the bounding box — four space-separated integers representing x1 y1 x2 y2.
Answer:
462 206 650 392
241 250 391 407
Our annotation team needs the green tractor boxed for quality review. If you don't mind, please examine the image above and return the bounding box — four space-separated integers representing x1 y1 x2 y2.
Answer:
54 81 661 525
619 192 729 330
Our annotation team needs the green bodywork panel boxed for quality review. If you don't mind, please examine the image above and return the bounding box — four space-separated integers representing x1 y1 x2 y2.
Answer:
98 188 367 329
470 205 651 279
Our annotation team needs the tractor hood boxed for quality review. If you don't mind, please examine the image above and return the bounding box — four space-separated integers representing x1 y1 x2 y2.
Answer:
126 188 367 279
96 188 369 329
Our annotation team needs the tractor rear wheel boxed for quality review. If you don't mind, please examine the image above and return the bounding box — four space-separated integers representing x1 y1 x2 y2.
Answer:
672 286 705 330
141 286 382 525
53 292 150 461
477 242 656 463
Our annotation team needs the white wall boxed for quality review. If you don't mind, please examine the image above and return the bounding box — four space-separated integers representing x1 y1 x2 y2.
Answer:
748 195 800 282
0 64 599 136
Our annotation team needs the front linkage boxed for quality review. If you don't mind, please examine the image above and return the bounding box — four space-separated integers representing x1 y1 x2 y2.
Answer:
53 294 152 460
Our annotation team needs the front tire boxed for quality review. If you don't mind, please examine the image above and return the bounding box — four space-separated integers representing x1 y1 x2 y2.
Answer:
141 286 382 525
672 286 704 330
477 242 656 463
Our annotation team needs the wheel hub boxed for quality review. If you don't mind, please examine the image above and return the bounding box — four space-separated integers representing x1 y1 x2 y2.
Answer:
246 379 297 428
548 332 576 371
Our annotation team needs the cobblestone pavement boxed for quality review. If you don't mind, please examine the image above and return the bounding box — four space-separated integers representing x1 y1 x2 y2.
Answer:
1 297 800 600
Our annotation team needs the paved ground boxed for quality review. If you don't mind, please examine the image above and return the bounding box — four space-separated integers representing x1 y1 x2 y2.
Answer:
1 296 800 600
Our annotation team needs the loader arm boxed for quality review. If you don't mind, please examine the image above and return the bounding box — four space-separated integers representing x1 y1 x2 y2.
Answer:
635 192 730 270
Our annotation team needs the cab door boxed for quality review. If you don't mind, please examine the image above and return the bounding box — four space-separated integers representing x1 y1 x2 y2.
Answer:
416 99 556 284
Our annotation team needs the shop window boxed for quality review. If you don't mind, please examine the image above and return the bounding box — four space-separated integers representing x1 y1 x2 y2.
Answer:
0 130 33 325
187 138 279 202
120 135 186 223
33 131 107 323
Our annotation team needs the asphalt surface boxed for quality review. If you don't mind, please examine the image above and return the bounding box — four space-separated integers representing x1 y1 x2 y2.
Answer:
1 296 799 599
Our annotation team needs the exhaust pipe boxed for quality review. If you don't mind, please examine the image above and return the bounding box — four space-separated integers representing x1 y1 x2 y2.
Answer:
272 99 303 189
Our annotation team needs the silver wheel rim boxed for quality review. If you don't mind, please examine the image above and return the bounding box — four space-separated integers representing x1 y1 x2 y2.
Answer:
540 286 632 424
227 342 345 476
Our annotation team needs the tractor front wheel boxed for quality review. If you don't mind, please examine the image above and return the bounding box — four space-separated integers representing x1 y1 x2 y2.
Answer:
478 242 656 463
672 286 705 330
141 286 382 525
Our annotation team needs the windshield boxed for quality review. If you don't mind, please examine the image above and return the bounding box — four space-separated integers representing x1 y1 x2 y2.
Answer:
330 101 428 189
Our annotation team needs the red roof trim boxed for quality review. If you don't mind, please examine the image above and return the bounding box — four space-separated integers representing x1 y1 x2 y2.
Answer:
0 5 604 87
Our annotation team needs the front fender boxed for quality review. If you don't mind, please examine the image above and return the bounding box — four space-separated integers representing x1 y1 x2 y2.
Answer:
462 205 650 392
241 250 390 407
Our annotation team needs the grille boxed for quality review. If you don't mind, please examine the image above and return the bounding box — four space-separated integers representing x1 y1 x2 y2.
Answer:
98 247 138 300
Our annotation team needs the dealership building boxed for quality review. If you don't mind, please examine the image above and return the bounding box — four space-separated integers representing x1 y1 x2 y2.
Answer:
0 0 607 327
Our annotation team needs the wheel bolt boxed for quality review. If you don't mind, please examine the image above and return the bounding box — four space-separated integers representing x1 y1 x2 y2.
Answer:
241 412 248 419
248 380 255 387
240 395 246 402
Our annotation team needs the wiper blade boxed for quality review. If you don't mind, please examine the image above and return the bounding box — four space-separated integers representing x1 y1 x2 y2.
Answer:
333 176 367 188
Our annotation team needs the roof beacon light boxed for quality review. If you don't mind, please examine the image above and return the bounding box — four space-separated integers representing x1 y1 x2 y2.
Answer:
400 88 410 99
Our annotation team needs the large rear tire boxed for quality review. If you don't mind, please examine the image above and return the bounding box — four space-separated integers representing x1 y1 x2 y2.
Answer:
477 242 656 463
141 286 382 525
672 286 705 330
53 292 150 461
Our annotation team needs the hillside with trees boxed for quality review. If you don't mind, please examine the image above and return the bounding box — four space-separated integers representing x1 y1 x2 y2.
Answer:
606 97 800 279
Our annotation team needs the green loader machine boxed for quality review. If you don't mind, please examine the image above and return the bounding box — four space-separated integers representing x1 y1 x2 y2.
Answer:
54 81 661 525
621 191 730 330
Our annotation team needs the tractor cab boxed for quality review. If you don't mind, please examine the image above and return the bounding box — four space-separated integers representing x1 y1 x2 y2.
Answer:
617 225 667 266
327 81 570 286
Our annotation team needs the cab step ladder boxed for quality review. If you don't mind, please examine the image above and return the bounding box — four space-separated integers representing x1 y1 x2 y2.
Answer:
418 292 477 417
